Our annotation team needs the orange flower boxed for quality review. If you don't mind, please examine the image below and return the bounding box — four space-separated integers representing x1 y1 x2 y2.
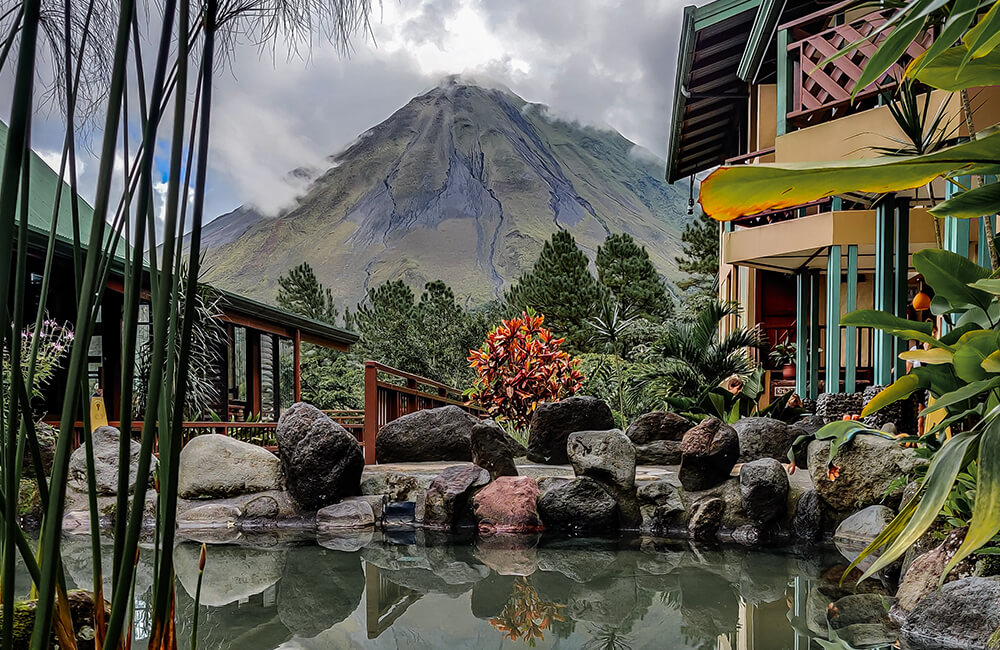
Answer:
827 465 841 482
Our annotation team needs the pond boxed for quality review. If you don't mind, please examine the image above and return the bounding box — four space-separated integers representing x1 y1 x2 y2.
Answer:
17 533 896 649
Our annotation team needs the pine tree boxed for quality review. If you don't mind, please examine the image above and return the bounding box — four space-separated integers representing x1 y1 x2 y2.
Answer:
505 230 606 350
276 262 340 324
596 233 673 319
675 211 719 313
355 280 420 372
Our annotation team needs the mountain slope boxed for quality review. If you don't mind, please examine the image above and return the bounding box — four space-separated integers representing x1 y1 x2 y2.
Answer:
198 80 694 307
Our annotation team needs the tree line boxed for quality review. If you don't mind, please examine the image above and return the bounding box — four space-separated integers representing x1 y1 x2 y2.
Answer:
278 222 719 415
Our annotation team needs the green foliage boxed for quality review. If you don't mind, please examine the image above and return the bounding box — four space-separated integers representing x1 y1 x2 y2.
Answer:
633 300 765 414
276 261 340 323
596 233 672 319
674 210 719 313
506 230 607 351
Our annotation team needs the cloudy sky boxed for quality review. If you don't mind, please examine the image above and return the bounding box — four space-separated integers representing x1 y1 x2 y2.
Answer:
8 0 696 223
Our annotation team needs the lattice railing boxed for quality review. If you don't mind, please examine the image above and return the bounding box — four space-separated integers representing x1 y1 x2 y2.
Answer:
786 9 930 128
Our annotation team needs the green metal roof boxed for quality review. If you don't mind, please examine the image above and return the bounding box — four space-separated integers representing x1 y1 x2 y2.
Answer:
665 0 761 183
738 0 782 83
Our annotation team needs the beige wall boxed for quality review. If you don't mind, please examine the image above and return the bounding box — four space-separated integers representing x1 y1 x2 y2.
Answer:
775 87 1000 164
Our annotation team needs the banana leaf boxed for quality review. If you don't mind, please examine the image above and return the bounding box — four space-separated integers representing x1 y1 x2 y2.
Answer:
700 132 1000 221
912 46 1000 90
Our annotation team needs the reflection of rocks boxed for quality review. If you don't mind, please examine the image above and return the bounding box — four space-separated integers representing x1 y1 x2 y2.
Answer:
277 546 364 638
474 534 540 576
828 593 896 648
471 573 516 618
361 540 489 594
317 528 374 552
536 540 617 583
62 538 154 596
176 543 284 607
567 575 639 627
676 567 739 644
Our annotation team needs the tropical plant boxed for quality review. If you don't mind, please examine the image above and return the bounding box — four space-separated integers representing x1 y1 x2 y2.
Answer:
467 310 585 432
2 318 74 403
768 339 796 367
588 298 639 421
633 300 765 420
0 0 374 648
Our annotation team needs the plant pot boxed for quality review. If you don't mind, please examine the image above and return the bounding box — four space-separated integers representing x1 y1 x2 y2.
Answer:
782 364 796 380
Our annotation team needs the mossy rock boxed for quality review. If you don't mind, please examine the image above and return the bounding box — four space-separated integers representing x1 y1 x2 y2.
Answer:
1 589 109 649
17 478 42 526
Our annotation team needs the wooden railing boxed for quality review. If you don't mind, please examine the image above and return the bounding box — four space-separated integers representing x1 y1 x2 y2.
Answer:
361 360 485 464
58 363 480 465
782 4 930 128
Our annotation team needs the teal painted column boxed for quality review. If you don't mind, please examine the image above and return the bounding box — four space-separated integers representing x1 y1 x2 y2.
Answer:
845 244 859 393
796 272 808 398
826 246 842 394
809 271 821 398
894 199 910 380
980 217 991 268
874 197 895 385
776 28 790 137
944 177 971 258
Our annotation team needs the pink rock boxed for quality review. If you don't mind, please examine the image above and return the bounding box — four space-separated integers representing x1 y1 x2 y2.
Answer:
472 476 543 533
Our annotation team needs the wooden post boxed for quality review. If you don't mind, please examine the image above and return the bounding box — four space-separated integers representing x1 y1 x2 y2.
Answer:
363 361 378 465
292 329 302 403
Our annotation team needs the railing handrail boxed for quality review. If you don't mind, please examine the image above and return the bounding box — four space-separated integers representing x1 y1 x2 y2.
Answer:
364 360 457 394
725 146 776 165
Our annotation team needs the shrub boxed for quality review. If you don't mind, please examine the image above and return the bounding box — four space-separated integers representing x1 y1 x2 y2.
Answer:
467 310 584 430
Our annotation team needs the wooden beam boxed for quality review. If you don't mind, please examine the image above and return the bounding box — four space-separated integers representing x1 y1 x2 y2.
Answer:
293 329 302 403
363 362 378 465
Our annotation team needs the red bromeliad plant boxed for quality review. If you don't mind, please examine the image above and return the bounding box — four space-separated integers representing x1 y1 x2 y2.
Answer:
467 310 585 430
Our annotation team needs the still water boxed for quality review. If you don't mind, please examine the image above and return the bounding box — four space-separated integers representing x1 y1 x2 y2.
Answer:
18 532 895 649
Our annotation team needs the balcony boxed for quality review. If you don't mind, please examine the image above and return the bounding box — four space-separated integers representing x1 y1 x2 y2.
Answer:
782 3 930 130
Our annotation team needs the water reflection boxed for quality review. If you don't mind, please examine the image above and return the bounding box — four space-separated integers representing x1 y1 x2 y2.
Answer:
21 534 896 649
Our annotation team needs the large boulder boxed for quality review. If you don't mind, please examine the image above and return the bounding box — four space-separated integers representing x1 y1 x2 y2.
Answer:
472 476 543 533
276 402 364 511
791 489 824 541
808 433 924 511
901 576 1000 649
688 496 725 541
678 417 739 492
178 434 283 499
638 480 684 533
423 464 490 530
625 411 691 445
537 477 617 532
68 426 157 496
470 420 520 479
733 417 795 463
738 458 789 524
316 497 377 530
567 428 639 528
23 421 57 478
375 405 479 463
527 396 615 464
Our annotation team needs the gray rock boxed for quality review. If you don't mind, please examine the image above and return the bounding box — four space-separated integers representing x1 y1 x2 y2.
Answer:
176 503 242 531
360 470 428 503
834 505 895 569
901 576 1000 649
792 489 823 541
739 458 789 524
625 411 690 445
688 497 725 541
537 477 617 532
808 433 924 511
635 440 682 465
178 434 283 499
733 417 795 462
731 524 762 546
316 497 376 530
816 392 864 421
470 420 519 479
23 421 57 478
567 428 639 528
375 405 479 463
67 426 157 496
423 464 490 530
638 480 684 533
793 415 826 435
527 396 615 464
678 417 739 491
892 527 975 624
276 402 364 511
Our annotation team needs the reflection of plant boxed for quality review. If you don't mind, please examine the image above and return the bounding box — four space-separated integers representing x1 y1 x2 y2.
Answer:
467 310 585 431
582 624 633 650
489 577 566 645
